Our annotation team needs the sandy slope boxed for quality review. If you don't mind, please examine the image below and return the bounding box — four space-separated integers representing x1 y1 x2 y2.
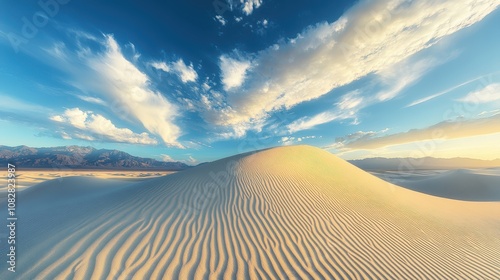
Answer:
1 145 499 279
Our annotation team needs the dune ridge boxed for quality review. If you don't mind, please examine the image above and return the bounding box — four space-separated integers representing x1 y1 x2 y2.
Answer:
1 145 499 279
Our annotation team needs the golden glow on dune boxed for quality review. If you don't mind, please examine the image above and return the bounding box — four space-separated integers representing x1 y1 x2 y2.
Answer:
4 146 499 279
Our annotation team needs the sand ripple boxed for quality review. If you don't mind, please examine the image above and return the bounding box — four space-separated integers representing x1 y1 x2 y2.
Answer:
1 146 499 279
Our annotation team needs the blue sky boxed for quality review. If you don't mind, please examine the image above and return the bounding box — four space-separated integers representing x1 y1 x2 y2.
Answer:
1 0 500 164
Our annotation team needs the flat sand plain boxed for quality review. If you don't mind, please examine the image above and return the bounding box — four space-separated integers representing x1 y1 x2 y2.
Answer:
0 169 175 193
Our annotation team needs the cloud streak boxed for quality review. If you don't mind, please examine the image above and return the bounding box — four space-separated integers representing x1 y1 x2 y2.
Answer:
51 108 158 145
328 114 500 151
212 0 499 136
406 74 498 107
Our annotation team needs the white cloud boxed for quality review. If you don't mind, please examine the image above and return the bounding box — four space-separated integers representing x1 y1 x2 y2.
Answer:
44 42 67 60
241 0 263 15
479 109 500 117
219 55 252 91
280 136 295 145
288 112 341 134
60 131 72 140
213 0 499 137
279 135 317 145
77 95 107 106
50 115 64 122
47 35 183 147
56 107 87 129
459 83 500 103
337 90 364 110
124 42 141 62
73 133 95 141
160 154 175 162
150 59 198 84
375 57 441 101
257 19 268 29
161 154 197 165
202 82 211 91
287 90 364 133
235 17 243 22
172 59 198 83
325 128 389 151
51 108 158 145
150 61 170 72
215 15 227 26
186 156 198 164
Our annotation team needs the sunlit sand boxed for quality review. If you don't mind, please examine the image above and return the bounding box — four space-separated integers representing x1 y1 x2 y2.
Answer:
1 146 498 279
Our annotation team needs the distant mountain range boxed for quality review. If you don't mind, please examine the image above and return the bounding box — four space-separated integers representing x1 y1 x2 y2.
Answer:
2 145 498 171
0 145 190 170
349 157 500 171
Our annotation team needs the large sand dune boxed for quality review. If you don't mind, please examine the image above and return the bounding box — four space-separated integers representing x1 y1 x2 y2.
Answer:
1 145 499 279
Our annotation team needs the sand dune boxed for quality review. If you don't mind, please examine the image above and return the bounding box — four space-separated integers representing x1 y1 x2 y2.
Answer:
1 145 499 279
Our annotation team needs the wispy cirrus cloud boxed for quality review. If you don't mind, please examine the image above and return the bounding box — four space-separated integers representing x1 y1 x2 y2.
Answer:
324 128 389 151
287 55 447 133
406 74 499 107
0 94 52 114
212 0 499 137
375 56 444 102
287 90 364 133
50 108 158 145
77 95 107 106
327 114 500 152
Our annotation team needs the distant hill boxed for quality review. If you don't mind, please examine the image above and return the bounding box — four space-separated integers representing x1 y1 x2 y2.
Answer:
349 157 500 171
0 145 189 170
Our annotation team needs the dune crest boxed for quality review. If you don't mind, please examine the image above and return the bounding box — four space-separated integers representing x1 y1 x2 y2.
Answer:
1 145 499 279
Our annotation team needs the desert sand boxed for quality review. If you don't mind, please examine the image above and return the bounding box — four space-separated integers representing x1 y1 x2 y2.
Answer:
0 170 175 195
371 168 500 201
1 145 499 279
402 169 500 201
